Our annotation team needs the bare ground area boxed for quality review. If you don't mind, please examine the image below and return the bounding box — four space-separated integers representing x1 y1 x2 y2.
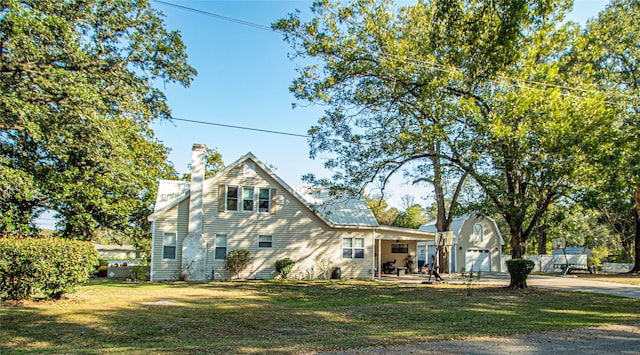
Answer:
321 323 640 354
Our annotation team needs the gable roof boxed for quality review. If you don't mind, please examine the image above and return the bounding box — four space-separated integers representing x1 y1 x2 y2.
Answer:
419 214 504 245
148 152 378 228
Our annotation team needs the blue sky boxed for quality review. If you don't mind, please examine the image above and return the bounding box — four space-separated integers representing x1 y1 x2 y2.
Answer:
149 0 611 206
34 0 611 229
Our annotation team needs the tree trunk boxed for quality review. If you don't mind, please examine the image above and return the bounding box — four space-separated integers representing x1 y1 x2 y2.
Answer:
631 185 640 272
510 224 526 259
537 224 547 255
632 208 640 273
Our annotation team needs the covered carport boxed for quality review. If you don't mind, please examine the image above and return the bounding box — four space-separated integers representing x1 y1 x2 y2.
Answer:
372 226 435 280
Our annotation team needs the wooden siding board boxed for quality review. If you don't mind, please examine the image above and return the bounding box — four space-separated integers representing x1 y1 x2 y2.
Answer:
151 199 189 280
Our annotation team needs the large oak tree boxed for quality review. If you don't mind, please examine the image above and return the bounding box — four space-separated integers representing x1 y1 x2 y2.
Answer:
0 0 196 241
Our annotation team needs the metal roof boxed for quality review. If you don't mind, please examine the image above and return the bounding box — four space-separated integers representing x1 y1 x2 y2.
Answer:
292 186 379 227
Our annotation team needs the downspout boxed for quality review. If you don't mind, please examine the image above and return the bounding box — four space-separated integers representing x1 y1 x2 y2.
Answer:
150 221 155 281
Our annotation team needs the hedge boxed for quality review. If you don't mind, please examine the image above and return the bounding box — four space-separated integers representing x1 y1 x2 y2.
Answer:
0 237 98 300
506 258 535 289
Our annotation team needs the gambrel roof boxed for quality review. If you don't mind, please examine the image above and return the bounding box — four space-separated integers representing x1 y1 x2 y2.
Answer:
148 152 379 228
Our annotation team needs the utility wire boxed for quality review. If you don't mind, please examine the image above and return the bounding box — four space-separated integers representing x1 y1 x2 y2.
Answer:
170 117 309 138
151 0 274 32
152 0 637 109
169 117 354 144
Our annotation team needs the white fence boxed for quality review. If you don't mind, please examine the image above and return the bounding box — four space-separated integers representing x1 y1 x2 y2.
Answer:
501 254 588 272
602 263 633 273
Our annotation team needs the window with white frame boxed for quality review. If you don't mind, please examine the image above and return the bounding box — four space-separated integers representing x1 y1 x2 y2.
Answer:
473 223 484 243
258 188 270 213
162 232 177 259
226 186 238 211
242 187 254 212
343 237 365 259
258 235 273 248
214 234 227 260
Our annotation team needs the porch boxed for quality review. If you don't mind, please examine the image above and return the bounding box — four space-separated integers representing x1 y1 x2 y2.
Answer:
373 226 435 281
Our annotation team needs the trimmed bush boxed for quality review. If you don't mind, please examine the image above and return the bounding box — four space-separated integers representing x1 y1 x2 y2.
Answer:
506 259 535 289
0 237 98 300
275 258 295 279
224 249 252 279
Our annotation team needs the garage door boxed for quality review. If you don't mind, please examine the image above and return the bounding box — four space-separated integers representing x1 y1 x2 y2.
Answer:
465 248 491 272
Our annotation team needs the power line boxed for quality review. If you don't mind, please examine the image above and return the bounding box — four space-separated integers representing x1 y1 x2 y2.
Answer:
150 0 274 32
152 0 637 109
170 116 311 139
169 117 354 144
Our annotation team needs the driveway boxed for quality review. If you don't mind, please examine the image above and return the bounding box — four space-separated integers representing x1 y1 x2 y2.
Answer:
383 272 640 300
471 272 640 300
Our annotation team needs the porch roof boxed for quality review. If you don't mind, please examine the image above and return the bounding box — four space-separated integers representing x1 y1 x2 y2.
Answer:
375 226 435 241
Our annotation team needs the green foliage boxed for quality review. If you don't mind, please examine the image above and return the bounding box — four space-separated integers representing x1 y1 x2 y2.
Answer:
0 0 196 239
224 249 252 279
506 259 535 289
182 147 225 181
0 237 98 300
571 0 640 269
366 195 429 229
275 0 610 259
130 266 149 281
274 258 296 279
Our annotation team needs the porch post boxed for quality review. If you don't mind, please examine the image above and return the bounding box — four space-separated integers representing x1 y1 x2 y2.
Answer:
371 230 376 281
377 235 382 281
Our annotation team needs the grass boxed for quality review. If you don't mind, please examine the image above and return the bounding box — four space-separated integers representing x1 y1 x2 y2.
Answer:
1 279 639 354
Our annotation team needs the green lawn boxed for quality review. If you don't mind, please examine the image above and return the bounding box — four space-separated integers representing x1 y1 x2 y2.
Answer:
1 279 639 354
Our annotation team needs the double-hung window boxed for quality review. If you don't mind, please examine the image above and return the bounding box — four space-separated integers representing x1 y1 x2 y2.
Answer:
214 234 227 260
258 188 270 213
343 237 364 259
162 232 177 259
242 187 254 212
258 235 273 248
226 186 238 211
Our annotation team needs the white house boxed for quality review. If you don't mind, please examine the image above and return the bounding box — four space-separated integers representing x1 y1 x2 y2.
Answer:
148 144 435 281
419 215 504 273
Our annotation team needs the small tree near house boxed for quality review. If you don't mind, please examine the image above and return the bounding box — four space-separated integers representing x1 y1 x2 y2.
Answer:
224 249 252 280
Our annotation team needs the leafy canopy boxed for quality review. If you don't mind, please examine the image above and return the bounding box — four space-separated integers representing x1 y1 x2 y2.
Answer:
0 0 196 240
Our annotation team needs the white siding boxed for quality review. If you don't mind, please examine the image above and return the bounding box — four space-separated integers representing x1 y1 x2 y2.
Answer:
151 199 189 281
152 164 373 280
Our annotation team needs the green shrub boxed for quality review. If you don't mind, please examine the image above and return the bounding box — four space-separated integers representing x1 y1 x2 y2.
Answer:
224 249 252 279
0 237 98 300
275 258 295 279
97 266 108 277
130 266 149 281
506 259 535 289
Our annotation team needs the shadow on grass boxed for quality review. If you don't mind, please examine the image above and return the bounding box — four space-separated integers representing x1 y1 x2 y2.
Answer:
1 280 639 354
